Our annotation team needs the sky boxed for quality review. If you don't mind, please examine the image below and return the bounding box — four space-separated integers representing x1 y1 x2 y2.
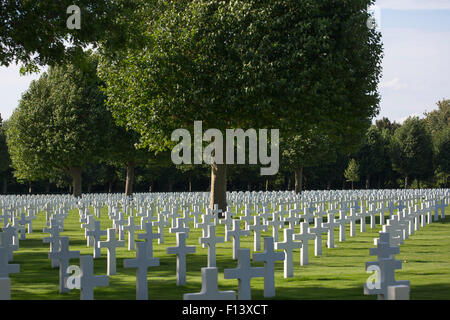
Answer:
1 1 449 123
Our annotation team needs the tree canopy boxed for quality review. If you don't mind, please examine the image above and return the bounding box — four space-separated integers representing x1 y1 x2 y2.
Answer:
0 115 11 175
281 127 335 194
99 0 383 210
6 53 112 196
0 0 136 71
356 126 386 188
390 117 434 188
344 158 360 190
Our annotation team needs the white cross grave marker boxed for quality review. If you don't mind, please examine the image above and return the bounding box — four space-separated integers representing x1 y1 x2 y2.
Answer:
43 220 61 268
0 246 20 300
267 211 284 243
347 208 359 237
123 216 141 250
81 215 96 247
197 214 213 248
253 236 284 297
249 216 268 252
166 232 196 286
152 214 169 244
275 228 301 278
114 212 127 241
123 241 160 300
137 222 160 257
79 255 109 300
183 267 236 300
86 220 106 258
309 217 328 256
98 228 125 275
170 218 190 236
322 213 340 249
227 219 250 260
224 248 264 300
199 225 224 268
48 236 80 293
293 222 315 266
363 232 410 300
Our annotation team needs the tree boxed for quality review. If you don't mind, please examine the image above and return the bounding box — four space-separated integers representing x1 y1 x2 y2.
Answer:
0 115 12 193
390 117 434 188
6 53 112 197
5 77 56 185
357 126 385 188
433 127 450 187
424 99 450 138
436 127 450 173
423 99 450 187
281 128 335 194
0 115 9 172
375 117 401 134
177 164 209 192
376 128 398 188
139 157 174 193
311 153 350 190
0 1 136 71
107 126 157 197
344 159 360 190
99 0 383 211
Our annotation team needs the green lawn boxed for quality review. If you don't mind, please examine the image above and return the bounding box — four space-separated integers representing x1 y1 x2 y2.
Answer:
8 204 450 300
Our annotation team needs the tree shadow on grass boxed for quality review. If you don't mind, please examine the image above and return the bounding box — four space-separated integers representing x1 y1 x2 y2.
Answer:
12 282 450 300
433 216 450 224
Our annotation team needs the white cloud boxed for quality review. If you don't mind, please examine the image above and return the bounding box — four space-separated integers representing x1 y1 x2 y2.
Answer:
380 77 408 90
376 0 450 10
396 113 424 124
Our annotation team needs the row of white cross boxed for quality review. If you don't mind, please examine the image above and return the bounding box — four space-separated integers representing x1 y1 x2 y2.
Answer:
0 188 448 300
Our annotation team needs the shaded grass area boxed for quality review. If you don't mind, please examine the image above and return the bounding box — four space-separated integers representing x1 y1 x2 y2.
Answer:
8 205 450 300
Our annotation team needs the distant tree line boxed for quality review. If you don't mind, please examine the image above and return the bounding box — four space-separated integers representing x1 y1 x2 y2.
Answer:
1 100 448 195
0 0 446 198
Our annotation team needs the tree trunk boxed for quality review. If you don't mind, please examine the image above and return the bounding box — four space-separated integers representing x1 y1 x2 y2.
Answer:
404 175 408 189
294 166 303 195
168 181 173 192
366 174 370 189
188 177 192 192
265 178 269 191
125 161 135 197
149 182 153 192
210 139 227 217
108 180 113 193
45 183 50 194
351 181 354 190
210 163 227 215
28 182 32 194
287 176 291 191
69 167 82 197
327 180 331 190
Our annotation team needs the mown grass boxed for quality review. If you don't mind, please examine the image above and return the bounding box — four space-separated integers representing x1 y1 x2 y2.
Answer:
8 204 450 300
